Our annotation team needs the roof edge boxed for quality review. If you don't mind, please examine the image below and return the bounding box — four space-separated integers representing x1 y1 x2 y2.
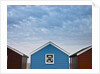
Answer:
30 41 70 55
70 45 92 57
77 46 92 56
7 45 29 58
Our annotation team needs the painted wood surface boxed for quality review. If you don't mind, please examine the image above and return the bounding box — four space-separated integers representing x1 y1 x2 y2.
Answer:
78 48 92 69
7 48 22 69
31 44 69 69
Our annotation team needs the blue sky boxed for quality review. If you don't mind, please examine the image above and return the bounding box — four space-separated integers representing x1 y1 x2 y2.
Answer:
7 5 92 59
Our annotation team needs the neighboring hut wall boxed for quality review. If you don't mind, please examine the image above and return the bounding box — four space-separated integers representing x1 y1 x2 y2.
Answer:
78 48 92 69
7 48 22 69
22 56 28 69
70 56 78 69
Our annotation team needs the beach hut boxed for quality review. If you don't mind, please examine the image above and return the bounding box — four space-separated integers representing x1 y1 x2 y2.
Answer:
30 41 70 69
70 46 92 69
7 45 29 69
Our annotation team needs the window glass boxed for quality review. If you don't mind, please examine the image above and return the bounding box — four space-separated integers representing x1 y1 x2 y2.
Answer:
45 54 54 64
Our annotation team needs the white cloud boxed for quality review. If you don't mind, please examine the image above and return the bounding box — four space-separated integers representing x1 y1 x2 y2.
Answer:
7 5 92 62
41 28 49 33
13 24 20 28
25 37 41 41
8 11 14 16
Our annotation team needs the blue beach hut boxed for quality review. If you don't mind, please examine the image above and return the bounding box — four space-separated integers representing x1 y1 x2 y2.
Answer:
30 41 70 69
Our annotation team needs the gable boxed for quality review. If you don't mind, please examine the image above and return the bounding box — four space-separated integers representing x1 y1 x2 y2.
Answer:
70 46 92 57
7 47 22 57
33 44 68 55
7 45 29 58
77 48 92 56
77 46 92 56
30 41 70 56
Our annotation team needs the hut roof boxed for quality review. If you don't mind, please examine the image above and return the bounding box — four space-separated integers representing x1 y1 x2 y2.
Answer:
7 45 29 58
70 45 92 57
30 41 70 55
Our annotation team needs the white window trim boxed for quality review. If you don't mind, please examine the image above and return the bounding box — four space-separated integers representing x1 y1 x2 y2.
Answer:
45 54 54 64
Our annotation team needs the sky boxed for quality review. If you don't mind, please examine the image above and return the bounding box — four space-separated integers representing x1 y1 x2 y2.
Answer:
7 5 92 62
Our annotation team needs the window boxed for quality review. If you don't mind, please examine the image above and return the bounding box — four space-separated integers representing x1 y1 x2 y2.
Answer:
45 54 54 64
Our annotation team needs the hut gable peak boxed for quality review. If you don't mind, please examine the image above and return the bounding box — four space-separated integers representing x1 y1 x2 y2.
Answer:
30 41 70 55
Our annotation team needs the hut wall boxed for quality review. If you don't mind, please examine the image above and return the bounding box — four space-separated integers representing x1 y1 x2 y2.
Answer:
78 48 92 69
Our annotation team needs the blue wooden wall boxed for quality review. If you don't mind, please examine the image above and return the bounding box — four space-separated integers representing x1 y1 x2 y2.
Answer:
30 44 69 69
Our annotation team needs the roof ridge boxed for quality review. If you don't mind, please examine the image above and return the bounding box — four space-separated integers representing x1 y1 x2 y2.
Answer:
30 41 70 55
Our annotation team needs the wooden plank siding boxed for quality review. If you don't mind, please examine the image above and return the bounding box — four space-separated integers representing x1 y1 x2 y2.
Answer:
22 56 28 69
7 48 22 69
7 46 29 69
70 56 78 69
30 42 70 69
78 48 92 69
70 46 92 69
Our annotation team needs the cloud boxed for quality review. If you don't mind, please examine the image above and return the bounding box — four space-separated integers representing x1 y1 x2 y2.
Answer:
7 5 92 56
13 24 20 28
41 28 49 33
